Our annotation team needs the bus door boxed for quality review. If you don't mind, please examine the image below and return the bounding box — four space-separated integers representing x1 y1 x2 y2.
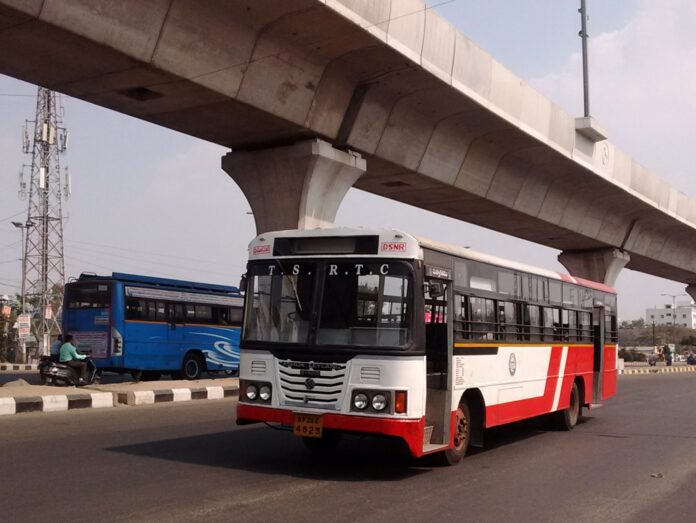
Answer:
424 270 453 449
168 303 185 357
592 306 605 404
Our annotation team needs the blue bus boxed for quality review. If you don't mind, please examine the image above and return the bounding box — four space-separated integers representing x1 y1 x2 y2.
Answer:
62 273 243 380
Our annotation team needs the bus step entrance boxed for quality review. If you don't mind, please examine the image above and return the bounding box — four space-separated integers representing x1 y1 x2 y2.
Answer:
423 425 434 446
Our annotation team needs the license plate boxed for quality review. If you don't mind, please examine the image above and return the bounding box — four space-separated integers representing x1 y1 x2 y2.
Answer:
293 413 323 438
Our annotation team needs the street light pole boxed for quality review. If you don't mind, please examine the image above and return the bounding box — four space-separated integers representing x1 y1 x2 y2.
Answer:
579 0 591 117
11 220 34 363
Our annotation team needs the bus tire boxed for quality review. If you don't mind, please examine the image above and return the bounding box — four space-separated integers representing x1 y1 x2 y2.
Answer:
439 401 470 466
302 430 342 455
553 382 580 431
182 353 205 380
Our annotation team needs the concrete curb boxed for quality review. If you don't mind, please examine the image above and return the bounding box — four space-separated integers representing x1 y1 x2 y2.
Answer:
116 385 238 406
620 366 696 375
0 364 39 372
0 392 113 416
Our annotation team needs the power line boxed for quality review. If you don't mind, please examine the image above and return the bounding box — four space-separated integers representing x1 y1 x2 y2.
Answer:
0 210 25 223
67 244 243 278
65 238 245 270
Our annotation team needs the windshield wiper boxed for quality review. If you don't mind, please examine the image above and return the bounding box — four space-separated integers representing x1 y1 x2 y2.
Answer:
275 260 303 313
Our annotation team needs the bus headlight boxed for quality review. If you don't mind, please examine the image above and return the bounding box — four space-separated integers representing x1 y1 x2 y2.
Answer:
259 385 271 401
371 393 388 411
353 393 369 410
245 384 259 400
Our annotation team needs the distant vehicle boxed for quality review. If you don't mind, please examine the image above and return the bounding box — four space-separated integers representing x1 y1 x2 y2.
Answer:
62 273 243 380
687 354 696 365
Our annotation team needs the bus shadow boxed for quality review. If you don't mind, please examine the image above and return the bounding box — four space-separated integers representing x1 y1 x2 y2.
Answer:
107 416 593 478
106 425 428 482
467 414 593 457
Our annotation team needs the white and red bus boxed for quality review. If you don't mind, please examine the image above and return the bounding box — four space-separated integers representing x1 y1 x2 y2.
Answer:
236 228 617 464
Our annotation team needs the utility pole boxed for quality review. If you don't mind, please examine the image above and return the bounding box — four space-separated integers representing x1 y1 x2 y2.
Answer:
18 87 71 360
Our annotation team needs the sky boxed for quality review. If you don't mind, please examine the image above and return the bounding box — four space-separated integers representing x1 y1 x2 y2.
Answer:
1 0 695 320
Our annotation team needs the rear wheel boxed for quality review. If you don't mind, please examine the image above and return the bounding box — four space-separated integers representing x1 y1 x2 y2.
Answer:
439 402 470 466
182 353 205 380
553 382 580 430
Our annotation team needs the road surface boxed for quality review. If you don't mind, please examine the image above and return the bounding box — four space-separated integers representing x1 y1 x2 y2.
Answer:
2 374 695 522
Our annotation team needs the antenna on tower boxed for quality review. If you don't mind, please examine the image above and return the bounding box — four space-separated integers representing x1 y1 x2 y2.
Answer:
16 87 71 360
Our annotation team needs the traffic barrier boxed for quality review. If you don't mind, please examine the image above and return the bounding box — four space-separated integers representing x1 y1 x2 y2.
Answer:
115 385 238 406
0 392 114 416
619 366 696 375
0 364 39 372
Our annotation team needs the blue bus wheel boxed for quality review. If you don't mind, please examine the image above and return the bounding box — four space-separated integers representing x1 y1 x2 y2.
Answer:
182 353 205 380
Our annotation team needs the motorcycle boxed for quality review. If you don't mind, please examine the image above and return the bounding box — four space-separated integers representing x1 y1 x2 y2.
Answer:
38 356 98 387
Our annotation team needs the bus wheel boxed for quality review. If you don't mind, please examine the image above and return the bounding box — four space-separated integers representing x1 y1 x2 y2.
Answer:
182 353 204 380
302 430 342 455
553 382 580 431
440 402 470 466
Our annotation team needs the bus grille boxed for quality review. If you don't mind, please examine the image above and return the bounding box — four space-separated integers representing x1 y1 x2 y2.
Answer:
277 360 347 408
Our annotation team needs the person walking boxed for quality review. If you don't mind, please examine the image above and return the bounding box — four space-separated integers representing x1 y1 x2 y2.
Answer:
59 334 87 383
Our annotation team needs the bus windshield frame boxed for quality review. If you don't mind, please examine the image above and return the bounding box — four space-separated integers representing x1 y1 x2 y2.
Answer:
243 259 415 352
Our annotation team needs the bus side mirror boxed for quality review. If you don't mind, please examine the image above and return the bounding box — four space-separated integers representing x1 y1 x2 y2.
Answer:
239 274 247 293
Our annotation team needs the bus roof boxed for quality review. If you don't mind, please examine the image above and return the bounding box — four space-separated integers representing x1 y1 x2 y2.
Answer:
72 272 240 294
248 227 616 294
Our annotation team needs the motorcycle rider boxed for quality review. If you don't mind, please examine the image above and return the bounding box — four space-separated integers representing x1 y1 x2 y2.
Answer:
59 334 88 384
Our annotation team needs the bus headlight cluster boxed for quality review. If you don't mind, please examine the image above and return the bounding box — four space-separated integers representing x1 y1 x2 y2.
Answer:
351 390 402 414
241 380 272 403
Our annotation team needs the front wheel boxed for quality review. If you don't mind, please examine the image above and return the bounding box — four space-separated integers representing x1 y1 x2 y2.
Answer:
439 402 470 466
553 382 580 430
182 353 205 380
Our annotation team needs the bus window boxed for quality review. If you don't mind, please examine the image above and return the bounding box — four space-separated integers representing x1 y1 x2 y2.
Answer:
195 305 213 322
542 307 554 341
526 305 541 341
156 302 167 322
500 302 518 341
567 310 578 342
454 295 469 341
185 304 195 321
469 297 495 340
147 301 157 321
126 299 146 320
578 311 591 342
549 281 562 304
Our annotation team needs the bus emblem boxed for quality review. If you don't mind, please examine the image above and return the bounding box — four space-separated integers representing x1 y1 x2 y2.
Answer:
305 378 316 390
509 353 517 376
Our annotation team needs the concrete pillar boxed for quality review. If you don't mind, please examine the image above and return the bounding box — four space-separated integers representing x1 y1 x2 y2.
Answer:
686 285 696 303
222 139 366 234
557 248 630 287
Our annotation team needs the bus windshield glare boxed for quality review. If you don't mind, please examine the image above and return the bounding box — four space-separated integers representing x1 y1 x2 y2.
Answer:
243 260 412 348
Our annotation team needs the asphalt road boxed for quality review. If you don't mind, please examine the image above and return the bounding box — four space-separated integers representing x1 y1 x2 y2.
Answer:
2 374 695 523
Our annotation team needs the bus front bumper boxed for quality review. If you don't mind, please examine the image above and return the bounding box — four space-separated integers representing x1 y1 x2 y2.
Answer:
237 403 427 457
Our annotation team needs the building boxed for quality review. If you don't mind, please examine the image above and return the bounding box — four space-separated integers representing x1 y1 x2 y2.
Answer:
646 301 696 328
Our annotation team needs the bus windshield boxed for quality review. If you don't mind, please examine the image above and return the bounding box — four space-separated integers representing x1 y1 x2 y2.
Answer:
243 260 412 348
66 282 112 309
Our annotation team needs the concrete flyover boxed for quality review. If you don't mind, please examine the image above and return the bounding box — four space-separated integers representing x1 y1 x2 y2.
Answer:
2 0 696 289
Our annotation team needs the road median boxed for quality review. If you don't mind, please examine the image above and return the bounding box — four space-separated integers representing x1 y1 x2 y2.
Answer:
0 377 238 416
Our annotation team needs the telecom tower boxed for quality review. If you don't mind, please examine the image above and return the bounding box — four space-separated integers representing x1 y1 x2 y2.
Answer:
18 87 70 357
